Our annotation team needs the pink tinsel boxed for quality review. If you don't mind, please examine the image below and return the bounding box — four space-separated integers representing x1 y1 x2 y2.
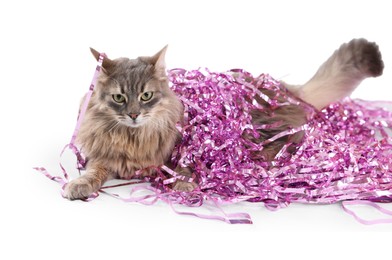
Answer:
37 67 392 224
163 68 392 212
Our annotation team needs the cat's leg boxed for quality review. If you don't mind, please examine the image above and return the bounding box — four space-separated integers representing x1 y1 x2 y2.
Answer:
165 133 198 192
169 165 198 192
283 38 384 110
63 163 110 200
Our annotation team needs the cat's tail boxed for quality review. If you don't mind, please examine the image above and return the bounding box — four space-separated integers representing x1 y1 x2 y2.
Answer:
283 38 384 110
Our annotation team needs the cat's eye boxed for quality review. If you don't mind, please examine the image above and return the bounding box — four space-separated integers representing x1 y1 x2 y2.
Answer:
140 91 153 101
112 94 126 103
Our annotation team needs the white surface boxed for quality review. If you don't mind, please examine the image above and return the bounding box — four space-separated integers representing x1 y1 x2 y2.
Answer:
1 0 392 259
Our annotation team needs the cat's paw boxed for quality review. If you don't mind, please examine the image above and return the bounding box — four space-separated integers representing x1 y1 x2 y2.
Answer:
63 177 95 200
172 180 198 192
345 38 384 77
170 166 198 192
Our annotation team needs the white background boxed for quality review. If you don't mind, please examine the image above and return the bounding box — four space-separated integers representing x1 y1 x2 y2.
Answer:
1 0 392 259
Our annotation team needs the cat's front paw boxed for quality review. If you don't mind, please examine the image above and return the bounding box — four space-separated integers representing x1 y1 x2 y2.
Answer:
172 180 198 192
170 166 198 192
63 177 96 200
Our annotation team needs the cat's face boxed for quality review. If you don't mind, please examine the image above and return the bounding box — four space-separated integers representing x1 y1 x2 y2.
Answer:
98 58 167 128
91 47 180 130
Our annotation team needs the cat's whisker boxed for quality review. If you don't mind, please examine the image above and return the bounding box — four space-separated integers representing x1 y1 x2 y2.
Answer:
107 121 121 133
147 117 178 135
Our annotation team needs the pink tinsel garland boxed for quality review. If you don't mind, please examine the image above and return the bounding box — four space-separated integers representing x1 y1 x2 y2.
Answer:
37 67 392 224
164 68 392 212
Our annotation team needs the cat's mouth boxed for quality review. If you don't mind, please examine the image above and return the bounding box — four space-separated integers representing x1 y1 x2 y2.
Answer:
122 118 145 128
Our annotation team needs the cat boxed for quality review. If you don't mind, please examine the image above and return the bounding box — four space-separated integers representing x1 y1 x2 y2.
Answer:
63 38 384 200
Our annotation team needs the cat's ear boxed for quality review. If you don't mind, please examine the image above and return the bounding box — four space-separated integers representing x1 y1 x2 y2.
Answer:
90 47 115 73
151 45 168 79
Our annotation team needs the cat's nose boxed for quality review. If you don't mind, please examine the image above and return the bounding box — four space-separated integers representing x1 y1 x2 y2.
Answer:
128 113 140 120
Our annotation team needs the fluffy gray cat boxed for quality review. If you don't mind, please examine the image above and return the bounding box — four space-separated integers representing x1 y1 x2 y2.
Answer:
64 39 383 200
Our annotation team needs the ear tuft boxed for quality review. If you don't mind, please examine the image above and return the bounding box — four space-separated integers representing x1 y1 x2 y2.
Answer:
151 45 168 78
90 47 101 61
89 47 115 73
152 45 168 68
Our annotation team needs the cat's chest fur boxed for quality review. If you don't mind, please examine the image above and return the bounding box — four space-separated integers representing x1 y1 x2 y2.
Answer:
78 121 178 179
